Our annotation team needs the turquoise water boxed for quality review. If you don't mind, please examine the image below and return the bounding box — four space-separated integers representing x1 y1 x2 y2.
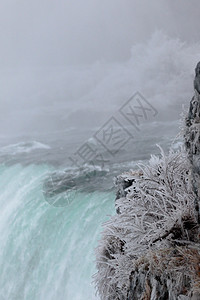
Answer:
0 121 179 299
0 163 115 300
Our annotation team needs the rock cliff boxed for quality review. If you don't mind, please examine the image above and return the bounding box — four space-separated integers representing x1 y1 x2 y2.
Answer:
94 63 200 300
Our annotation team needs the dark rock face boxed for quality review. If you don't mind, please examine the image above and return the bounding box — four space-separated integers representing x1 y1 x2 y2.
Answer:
185 62 200 223
194 62 200 94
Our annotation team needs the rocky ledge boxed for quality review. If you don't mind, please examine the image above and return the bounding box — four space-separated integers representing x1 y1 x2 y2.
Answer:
94 63 200 300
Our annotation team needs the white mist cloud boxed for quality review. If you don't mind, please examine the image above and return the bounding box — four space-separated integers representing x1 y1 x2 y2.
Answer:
0 0 200 66
1 0 200 137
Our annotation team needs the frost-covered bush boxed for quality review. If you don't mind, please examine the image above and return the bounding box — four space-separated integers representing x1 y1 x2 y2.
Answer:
94 148 200 299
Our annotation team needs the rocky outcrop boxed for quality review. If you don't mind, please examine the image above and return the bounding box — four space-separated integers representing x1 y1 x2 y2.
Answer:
185 89 200 223
94 63 200 299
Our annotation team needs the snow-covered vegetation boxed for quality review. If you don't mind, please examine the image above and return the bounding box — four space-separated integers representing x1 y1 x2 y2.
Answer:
94 147 200 299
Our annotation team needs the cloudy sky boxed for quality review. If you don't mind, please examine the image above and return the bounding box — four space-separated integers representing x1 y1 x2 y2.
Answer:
0 0 200 138
0 0 200 67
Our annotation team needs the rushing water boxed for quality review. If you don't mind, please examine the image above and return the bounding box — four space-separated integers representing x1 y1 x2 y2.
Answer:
0 162 116 300
0 120 180 300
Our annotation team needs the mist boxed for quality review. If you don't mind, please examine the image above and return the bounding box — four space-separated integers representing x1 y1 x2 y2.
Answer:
1 0 200 66
1 0 200 138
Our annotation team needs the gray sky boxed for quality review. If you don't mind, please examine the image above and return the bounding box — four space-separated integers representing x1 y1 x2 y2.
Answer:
1 0 200 67
1 0 200 138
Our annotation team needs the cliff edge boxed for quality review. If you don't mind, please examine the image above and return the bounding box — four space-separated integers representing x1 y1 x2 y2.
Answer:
94 63 200 300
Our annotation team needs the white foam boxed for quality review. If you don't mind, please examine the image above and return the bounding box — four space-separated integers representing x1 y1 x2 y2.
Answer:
0 141 51 155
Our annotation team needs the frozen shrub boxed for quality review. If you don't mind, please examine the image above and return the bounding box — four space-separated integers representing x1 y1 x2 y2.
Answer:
94 148 200 299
